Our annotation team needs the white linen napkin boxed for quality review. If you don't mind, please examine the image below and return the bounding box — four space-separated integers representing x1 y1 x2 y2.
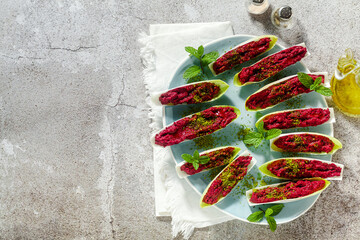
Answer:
139 22 235 239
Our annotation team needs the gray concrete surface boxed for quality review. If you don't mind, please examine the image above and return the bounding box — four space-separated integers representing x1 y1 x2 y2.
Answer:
1 0 360 239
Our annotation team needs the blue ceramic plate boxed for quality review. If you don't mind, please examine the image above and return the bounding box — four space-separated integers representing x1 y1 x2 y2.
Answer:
163 35 333 225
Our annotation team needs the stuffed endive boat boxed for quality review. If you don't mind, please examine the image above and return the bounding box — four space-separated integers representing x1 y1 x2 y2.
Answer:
245 72 328 111
151 80 229 106
255 108 335 130
208 35 277 76
270 132 342 155
175 146 241 178
259 157 344 180
246 178 330 206
200 150 257 208
153 105 240 147
234 43 309 86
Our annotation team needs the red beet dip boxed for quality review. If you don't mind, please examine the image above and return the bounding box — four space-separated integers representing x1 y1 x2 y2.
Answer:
262 108 330 130
155 106 237 147
267 159 341 179
273 134 334 153
159 82 220 105
202 156 252 205
212 37 271 75
180 147 235 175
246 74 324 110
250 179 326 203
238 45 307 84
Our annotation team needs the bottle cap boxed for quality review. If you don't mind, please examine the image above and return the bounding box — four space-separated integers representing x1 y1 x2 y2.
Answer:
279 6 292 20
252 0 264 5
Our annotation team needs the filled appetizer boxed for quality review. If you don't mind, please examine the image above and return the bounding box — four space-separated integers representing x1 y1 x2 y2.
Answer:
200 150 257 207
152 80 229 106
245 72 328 111
246 178 330 206
176 146 241 178
153 105 240 147
234 43 309 86
259 157 344 180
256 108 335 130
208 35 277 76
270 132 342 154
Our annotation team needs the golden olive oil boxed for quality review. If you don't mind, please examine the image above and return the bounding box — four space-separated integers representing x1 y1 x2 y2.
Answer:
331 49 360 116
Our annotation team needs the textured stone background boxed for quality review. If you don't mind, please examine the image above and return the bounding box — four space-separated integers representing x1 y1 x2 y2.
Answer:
1 0 360 239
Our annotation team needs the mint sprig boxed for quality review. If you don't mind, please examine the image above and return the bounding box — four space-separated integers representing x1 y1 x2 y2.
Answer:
243 121 282 148
185 46 204 59
181 150 210 170
297 72 333 96
183 66 201 79
183 45 219 83
247 204 284 232
246 210 264 222
244 132 263 148
202 52 219 65
266 216 277 232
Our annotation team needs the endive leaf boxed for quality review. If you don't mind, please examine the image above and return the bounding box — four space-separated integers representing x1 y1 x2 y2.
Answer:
234 43 309 87
259 157 344 180
255 107 336 131
200 150 257 208
244 72 329 111
246 178 331 206
152 105 240 147
175 146 241 178
270 132 342 155
152 80 229 106
209 35 278 76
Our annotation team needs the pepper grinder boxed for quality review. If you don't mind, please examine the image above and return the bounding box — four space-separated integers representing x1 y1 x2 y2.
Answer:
271 6 294 29
246 0 270 15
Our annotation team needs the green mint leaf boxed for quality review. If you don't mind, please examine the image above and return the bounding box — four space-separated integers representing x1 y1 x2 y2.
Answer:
256 112 264 119
202 51 219 65
265 208 274 217
244 132 264 148
314 77 322 85
269 204 284 216
199 159 210 164
244 132 264 145
247 211 264 222
253 138 263 148
193 162 199 170
310 77 322 90
183 66 201 79
297 72 313 88
199 156 210 164
257 121 265 133
185 46 198 58
265 129 282 140
197 45 204 58
315 86 334 96
187 75 204 83
193 150 200 159
181 154 193 163
257 172 262 180
266 216 277 232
